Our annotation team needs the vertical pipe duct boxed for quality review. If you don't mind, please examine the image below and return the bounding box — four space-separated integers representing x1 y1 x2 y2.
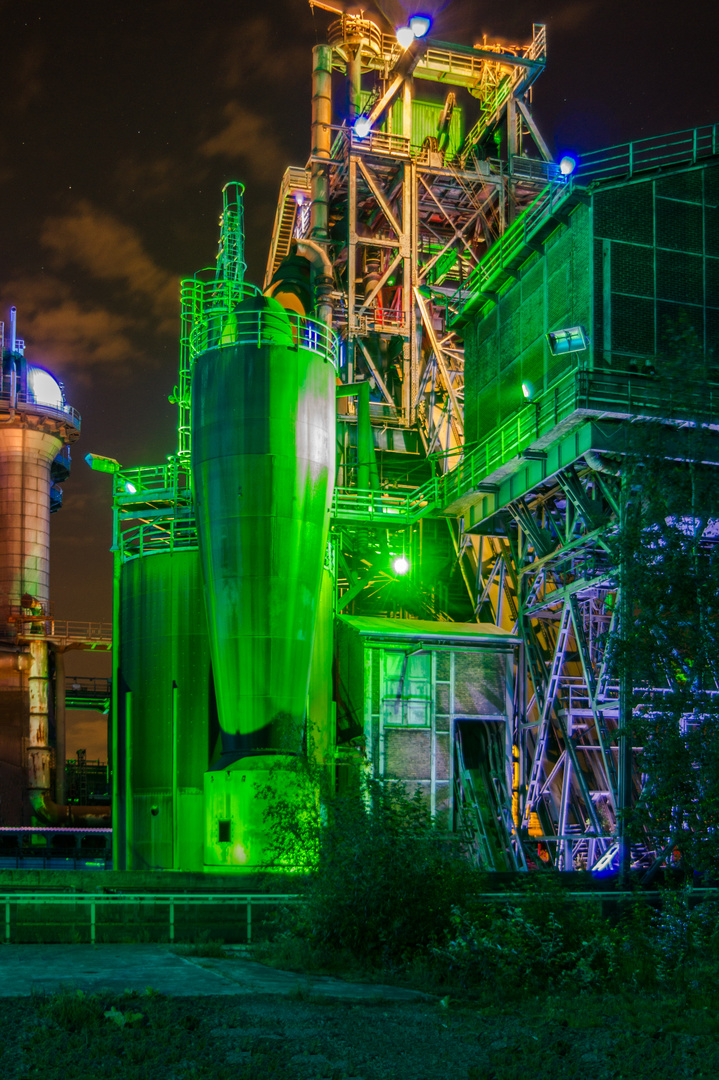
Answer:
311 45 333 243
54 646 66 805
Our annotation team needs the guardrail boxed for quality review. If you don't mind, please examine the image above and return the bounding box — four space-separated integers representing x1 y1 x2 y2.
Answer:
49 620 113 643
350 129 411 157
11 619 112 645
114 461 191 506
186 301 339 372
120 516 199 563
332 476 441 525
575 123 719 185
0 389 81 431
441 371 578 506
451 181 573 317
0 893 302 945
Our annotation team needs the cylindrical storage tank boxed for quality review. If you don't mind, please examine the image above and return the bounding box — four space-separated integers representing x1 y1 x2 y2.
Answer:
117 547 213 871
191 293 336 868
0 353 79 825
0 426 63 628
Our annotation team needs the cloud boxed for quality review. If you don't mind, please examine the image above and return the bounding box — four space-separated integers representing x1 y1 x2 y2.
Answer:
214 17 307 91
12 41 46 112
40 201 178 331
199 102 287 183
550 1 598 32
4 275 141 377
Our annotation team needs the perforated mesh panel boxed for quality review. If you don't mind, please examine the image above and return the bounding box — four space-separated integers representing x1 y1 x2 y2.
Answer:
593 163 719 365
464 203 592 441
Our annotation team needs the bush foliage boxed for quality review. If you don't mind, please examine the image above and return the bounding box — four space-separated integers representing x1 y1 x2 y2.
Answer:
260 767 719 997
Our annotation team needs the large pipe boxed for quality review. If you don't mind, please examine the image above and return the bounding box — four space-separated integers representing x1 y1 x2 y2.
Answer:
54 645 66 805
26 639 109 826
311 45 333 243
296 238 334 329
336 380 380 492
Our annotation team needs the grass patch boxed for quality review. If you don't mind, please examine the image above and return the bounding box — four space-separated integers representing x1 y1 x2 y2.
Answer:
4 982 719 1080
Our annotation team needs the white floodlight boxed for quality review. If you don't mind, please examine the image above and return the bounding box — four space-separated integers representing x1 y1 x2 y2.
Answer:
395 25 415 49
354 116 371 138
546 326 589 355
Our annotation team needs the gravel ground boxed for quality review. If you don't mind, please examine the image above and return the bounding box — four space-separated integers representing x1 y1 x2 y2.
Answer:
1 988 719 1080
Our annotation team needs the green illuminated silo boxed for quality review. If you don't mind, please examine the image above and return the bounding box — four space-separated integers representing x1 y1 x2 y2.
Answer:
117 547 212 871
191 292 336 869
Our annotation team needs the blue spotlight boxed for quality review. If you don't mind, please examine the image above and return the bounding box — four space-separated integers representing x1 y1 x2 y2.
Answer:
409 14 432 38
559 154 578 176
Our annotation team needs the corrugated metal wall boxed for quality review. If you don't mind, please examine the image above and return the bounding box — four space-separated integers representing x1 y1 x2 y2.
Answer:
359 92 464 157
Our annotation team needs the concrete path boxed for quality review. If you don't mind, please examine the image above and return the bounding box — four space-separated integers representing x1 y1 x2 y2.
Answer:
0 944 427 1000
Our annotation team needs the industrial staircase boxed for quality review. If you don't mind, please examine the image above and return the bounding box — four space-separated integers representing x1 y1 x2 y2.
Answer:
263 167 312 290
454 726 496 870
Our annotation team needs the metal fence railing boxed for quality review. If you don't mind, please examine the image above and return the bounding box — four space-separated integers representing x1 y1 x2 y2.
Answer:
120 516 199 563
0 893 302 945
0 389 81 431
574 123 719 185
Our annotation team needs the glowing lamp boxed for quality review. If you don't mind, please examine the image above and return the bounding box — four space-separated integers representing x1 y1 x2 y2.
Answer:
392 556 410 575
354 116 371 138
546 325 589 355
123 481 137 495
409 14 431 38
559 155 577 176
85 453 120 474
395 25 415 49
521 382 533 401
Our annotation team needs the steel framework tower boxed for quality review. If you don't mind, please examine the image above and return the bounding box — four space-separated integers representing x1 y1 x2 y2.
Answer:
261 5 719 871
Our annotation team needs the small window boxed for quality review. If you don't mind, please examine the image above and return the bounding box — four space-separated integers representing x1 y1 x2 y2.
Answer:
218 820 231 843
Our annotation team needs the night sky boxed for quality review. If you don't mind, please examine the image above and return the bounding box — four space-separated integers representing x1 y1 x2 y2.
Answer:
1 0 716 755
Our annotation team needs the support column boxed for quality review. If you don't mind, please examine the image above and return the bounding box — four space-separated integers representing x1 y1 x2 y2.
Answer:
54 646 66 805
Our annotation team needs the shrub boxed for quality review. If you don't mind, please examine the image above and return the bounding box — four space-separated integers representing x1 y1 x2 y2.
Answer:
264 778 481 968
431 880 616 996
